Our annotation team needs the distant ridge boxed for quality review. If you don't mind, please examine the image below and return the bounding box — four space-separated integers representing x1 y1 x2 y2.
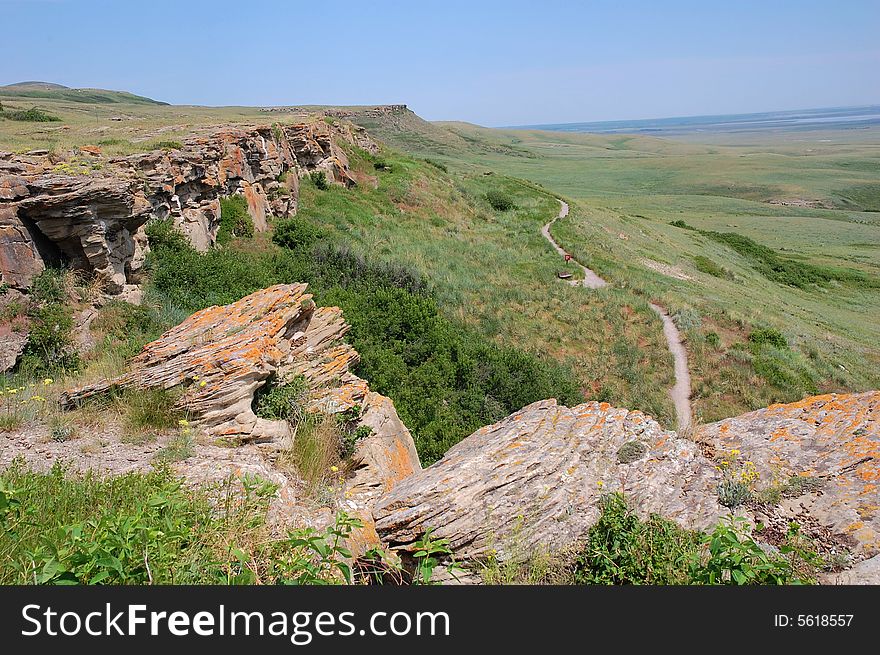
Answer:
0 81 167 105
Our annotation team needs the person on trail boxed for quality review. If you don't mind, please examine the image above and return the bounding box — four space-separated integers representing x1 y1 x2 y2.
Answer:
564 253 572 262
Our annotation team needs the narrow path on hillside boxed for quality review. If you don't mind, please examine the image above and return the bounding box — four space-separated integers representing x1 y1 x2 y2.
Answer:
541 199 692 430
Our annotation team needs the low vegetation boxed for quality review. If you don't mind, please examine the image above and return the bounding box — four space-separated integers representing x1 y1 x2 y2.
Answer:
217 195 255 244
0 105 61 122
573 493 815 585
0 462 452 585
145 214 581 463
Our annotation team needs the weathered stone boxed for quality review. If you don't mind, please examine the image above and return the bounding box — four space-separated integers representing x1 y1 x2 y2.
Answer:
59 285 393 447
0 121 362 294
0 329 27 372
820 553 880 585
697 392 880 559
374 399 726 564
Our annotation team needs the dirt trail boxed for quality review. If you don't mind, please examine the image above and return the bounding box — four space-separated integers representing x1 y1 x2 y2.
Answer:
541 199 692 430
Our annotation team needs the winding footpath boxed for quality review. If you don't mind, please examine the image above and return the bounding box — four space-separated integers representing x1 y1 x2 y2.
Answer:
542 200 692 430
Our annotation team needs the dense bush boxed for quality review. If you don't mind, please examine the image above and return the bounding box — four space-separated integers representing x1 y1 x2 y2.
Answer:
18 269 79 373
485 189 516 211
693 255 731 279
748 327 787 349
574 493 701 584
272 218 327 251
0 106 61 122
574 493 802 585
705 230 877 289
310 171 329 190
217 195 255 244
146 229 582 463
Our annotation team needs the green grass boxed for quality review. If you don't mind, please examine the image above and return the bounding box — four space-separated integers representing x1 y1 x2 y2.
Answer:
387 122 879 423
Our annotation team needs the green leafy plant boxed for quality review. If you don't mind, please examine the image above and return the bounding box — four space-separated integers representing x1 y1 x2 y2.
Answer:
271 218 327 251
412 528 459 585
272 512 363 585
2 106 61 122
217 195 255 244
689 516 797 585
485 189 516 211
310 171 329 190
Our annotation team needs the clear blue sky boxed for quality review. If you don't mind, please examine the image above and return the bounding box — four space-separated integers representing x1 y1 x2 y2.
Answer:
2 0 878 126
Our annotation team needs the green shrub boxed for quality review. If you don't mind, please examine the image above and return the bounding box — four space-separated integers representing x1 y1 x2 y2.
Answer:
705 331 721 348
669 219 696 230
574 493 700 584
748 327 787 349
253 375 309 421
1 106 61 122
146 233 582 464
689 516 797 585
485 189 516 211
145 219 191 253
272 218 327 251
217 195 255 244
574 494 802 585
20 269 79 373
424 158 448 173
617 440 648 464
671 308 702 331
716 478 752 508
704 230 877 289
310 171 329 190
150 140 183 151
693 255 729 278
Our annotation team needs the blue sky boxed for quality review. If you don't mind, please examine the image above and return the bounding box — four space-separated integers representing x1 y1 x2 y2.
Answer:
2 0 878 125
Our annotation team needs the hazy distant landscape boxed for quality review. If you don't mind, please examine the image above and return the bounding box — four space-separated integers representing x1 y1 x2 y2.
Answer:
510 105 880 137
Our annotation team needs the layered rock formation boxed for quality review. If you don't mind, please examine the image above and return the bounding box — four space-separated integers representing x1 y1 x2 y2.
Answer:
373 392 879 583
374 399 726 563
697 392 880 561
60 284 376 443
0 120 371 295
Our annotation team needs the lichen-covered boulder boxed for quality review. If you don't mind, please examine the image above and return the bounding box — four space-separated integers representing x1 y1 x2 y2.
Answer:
374 399 726 564
60 284 374 443
698 392 880 562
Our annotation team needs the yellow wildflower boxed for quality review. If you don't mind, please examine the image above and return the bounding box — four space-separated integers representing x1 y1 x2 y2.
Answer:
43 378 53 385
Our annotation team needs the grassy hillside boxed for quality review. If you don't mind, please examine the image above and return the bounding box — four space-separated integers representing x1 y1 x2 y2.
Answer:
340 113 880 422
0 82 167 105
2 91 877 428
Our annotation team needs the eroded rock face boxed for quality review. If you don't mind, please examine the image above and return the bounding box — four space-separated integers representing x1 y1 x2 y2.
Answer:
60 284 378 443
0 122 364 294
697 392 880 561
374 399 726 563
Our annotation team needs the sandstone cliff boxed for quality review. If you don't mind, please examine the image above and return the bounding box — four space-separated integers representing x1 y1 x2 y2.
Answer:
0 120 369 296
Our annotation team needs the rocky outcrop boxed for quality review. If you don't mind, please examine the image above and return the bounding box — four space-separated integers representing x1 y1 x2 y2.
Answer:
60 284 379 443
697 392 880 561
373 391 880 584
374 399 726 563
0 121 367 295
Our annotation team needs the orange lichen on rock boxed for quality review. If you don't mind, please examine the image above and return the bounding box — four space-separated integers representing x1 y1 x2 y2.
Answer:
60 284 381 443
698 391 880 557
